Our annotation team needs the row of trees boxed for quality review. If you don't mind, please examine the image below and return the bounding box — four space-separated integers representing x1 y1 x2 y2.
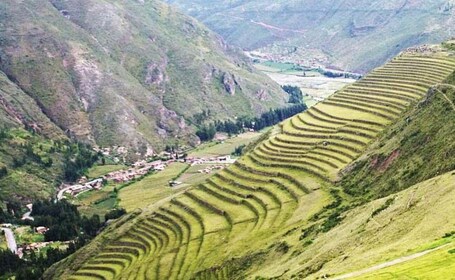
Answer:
196 103 307 142
282 85 304 104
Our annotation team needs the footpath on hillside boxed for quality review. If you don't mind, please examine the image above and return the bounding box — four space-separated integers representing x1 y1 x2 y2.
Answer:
333 243 451 279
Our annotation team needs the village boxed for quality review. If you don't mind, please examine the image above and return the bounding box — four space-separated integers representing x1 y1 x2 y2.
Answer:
57 153 236 200
2 128 259 262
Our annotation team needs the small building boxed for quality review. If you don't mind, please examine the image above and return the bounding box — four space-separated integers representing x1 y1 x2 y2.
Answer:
169 181 182 187
36 226 49 234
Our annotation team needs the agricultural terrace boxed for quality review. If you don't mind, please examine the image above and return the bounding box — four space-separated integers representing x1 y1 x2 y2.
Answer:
66 52 455 279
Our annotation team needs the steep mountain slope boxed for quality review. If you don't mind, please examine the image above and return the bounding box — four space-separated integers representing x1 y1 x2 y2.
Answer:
45 45 455 279
165 0 455 73
0 0 287 154
0 70 69 202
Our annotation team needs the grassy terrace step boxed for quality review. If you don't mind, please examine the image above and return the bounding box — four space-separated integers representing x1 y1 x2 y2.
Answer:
95 253 134 267
347 84 424 99
380 64 455 75
364 73 443 84
176 193 231 233
343 87 421 102
72 271 108 280
337 91 411 106
202 182 263 226
280 128 372 146
248 152 330 182
389 59 455 69
298 112 381 135
233 160 311 194
129 226 161 254
334 93 408 110
258 143 338 166
296 114 382 137
287 118 338 134
146 217 182 248
257 145 340 170
270 138 361 161
311 106 386 127
261 142 350 165
220 165 299 203
296 113 341 130
369 66 451 76
287 117 377 139
327 96 402 116
353 80 429 93
321 100 396 121
64 52 455 279
211 173 285 207
138 221 172 250
377 67 454 79
276 134 365 153
391 57 455 66
198 182 260 221
153 213 186 244
372 67 451 78
207 177 275 213
357 79 431 92
164 203 204 239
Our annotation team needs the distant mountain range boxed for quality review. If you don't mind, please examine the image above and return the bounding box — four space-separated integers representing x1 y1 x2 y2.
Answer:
165 0 455 72
0 0 287 154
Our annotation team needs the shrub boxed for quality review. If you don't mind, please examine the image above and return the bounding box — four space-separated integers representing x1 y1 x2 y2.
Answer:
371 197 395 217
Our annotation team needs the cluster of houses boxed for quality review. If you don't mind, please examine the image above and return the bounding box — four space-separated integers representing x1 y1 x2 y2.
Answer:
58 160 169 199
403 44 438 55
198 165 225 174
186 155 236 166
105 160 166 183
58 178 104 200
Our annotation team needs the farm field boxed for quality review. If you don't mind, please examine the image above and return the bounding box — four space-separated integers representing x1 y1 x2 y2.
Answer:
74 131 265 217
255 61 357 106
87 165 127 179
188 131 263 157
118 162 190 212
49 47 455 280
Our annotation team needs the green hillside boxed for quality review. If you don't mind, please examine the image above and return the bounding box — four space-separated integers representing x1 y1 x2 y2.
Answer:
44 45 455 279
0 0 287 154
165 0 455 73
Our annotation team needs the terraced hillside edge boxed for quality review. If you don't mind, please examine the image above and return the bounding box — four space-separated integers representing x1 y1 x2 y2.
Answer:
46 46 455 279
0 0 287 153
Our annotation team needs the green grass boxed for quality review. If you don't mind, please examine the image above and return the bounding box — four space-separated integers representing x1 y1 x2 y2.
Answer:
352 242 455 279
118 162 190 212
87 165 127 179
15 226 45 245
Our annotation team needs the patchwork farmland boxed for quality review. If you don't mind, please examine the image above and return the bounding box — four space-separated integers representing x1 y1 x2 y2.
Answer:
64 51 455 279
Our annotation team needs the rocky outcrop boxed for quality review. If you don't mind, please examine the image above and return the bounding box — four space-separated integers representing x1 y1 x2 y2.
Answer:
222 73 237 95
145 58 168 87
256 88 269 101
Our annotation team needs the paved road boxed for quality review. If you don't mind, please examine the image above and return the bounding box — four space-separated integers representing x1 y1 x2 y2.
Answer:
1 227 17 254
22 211 34 221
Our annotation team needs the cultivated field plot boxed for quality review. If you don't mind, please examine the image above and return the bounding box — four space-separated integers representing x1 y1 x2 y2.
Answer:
66 52 455 279
255 61 356 106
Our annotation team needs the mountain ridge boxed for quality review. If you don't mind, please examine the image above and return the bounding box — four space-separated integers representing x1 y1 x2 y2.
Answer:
165 0 455 73
0 0 288 155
